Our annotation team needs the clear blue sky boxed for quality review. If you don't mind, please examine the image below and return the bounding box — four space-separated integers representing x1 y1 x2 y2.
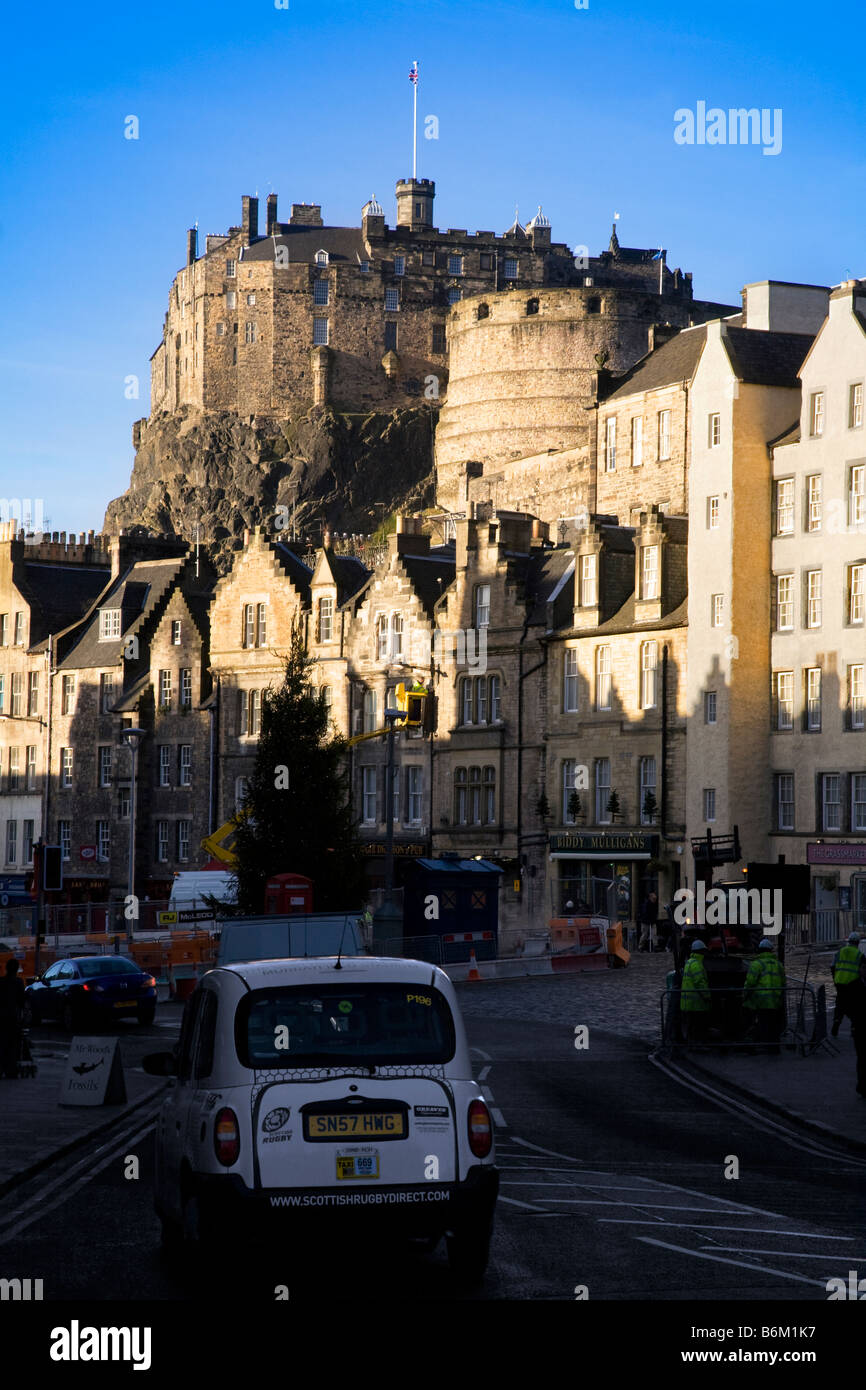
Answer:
2 0 864 534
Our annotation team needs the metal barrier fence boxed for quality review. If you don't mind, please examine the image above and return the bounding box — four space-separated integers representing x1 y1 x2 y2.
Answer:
372 934 444 964
660 981 827 1053
786 910 855 947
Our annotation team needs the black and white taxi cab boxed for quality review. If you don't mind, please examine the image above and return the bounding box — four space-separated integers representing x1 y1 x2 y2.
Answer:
145 955 499 1282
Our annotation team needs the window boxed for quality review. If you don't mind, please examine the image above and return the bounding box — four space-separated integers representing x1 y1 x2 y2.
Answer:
179 668 192 709
156 821 169 863
384 321 397 351
97 821 110 862
479 252 492 270
708 413 721 447
460 677 474 725
595 759 611 824
707 496 720 529
363 688 377 734
806 668 822 731
98 746 112 788
563 649 578 712
807 475 822 531
562 760 579 823
318 597 334 642
24 670 38 717
13 612 24 646
159 669 172 709
241 603 255 648
159 745 171 787
849 565 865 624
226 290 236 310
61 747 73 787
475 584 490 628
407 766 423 824
423 250 436 267
22 820 34 865
362 767 377 824
703 788 716 823
490 674 501 722
0 614 6 645
0 674 4 713
580 553 597 606
248 689 262 737
711 593 724 627
640 546 659 600
388 764 400 823
822 774 841 832
394 255 406 276
776 774 795 831
596 646 611 711
477 675 489 725
6 821 16 864
315 250 329 266
640 641 658 709
11 673 22 717
432 323 446 354
850 665 865 730
852 774 866 832
256 602 267 647
639 756 657 825
775 671 794 730
850 465 865 526
447 287 461 305
810 391 824 436
468 766 482 825
58 820 71 861
310 277 330 307
244 321 256 344
226 259 236 278
483 766 496 824
216 322 226 337
775 478 794 534
359 260 370 273
454 767 468 824
100 672 115 713
25 745 36 791
246 292 256 307
177 821 190 863
604 417 617 471
775 574 794 630
384 287 400 312
118 788 130 820
321 685 333 717
503 258 518 281
171 619 182 645
60 673 75 716
313 318 329 346
390 613 403 659
806 569 822 628
99 609 120 640
179 744 192 787
658 409 671 460
631 417 643 467
704 690 717 725
447 254 463 275
850 382 864 429
233 777 249 814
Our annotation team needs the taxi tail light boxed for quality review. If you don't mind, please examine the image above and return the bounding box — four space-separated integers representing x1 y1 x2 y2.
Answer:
142 975 156 988
214 1107 241 1167
468 1099 493 1159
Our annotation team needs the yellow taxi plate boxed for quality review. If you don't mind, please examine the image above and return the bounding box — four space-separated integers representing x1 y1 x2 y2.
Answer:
337 1151 379 1180
307 1113 405 1139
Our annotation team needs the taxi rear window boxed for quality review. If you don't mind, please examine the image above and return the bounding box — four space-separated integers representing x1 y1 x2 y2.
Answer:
235 982 456 1068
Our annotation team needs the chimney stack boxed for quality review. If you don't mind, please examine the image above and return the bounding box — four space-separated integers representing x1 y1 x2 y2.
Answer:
186 227 197 265
266 193 278 236
242 195 259 246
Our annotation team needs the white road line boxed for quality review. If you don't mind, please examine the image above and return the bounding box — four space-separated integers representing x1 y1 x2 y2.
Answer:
635 1235 828 1288
480 1085 495 1103
497 1194 549 1213
491 1107 508 1128
701 1246 866 1260
477 1065 491 1082
470 1046 492 1061
598 1220 854 1238
510 1136 582 1163
524 1199 761 1212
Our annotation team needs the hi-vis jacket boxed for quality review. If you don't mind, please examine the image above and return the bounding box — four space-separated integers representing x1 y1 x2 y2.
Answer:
832 944 863 987
680 955 711 1011
743 954 785 1010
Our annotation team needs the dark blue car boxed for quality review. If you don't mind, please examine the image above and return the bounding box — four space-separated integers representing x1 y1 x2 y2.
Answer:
25 956 158 1030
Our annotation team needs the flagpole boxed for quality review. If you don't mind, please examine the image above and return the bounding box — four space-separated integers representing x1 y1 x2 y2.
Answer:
658 247 663 296
412 60 418 180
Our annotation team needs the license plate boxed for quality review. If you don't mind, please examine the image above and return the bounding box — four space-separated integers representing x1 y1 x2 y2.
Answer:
306 1112 405 1139
336 1149 380 1180
113 1000 137 1008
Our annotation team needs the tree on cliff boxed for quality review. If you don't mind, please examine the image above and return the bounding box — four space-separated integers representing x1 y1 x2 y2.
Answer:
231 625 365 913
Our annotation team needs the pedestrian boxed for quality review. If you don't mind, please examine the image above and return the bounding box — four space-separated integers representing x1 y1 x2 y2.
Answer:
0 958 25 1079
845 977 866 1098
743 938 786 1052
679 939 712 1043
638 891 659 952
831 932 865 1037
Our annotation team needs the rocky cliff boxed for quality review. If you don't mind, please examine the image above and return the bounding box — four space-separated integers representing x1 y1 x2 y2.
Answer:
104 405 437 568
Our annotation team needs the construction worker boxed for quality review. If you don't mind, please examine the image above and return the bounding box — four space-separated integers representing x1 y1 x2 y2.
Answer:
743 938 786 1052
679 939 712 1043
831 932 865 1037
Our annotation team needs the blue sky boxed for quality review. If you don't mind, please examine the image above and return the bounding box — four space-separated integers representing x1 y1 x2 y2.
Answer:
2 0 864 533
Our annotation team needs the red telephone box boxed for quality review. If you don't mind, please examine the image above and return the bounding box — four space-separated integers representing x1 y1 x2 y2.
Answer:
263 873 314 915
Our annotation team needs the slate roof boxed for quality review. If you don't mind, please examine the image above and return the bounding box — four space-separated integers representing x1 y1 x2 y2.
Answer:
58 558 185 670
19 562 111 650
605 326 708 401
273 543 314 599
524 547 578 627
326 552 371 604
400 551 456 618
243 228 368 266
722 328 813 388
768 420 801 451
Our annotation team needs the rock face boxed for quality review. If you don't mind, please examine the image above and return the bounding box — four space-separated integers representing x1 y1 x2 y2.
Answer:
104 405 437 568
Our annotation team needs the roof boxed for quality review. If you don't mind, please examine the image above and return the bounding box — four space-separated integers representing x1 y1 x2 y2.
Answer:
19 562 111 648
414 858 504 874
273 543 313 599
399 551 456 617
605 326 708 401
58 557 186 670
722 327 813 388
768 420 801 451
525 546 578 627
328 552 371 604
215 955 445 984
243 227 368 266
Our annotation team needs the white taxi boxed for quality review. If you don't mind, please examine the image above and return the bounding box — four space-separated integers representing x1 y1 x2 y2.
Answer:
145 955 499 1283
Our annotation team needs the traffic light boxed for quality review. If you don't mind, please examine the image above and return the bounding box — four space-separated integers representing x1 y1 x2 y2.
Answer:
42 845 63 892
395 682 428 728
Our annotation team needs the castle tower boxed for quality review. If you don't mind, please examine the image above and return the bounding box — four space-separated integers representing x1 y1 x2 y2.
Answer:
395 178 435 231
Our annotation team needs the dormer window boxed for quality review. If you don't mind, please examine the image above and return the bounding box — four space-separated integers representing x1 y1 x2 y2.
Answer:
640 545 659 600
359 260 370 273
99 609 121 641
315 250 329 266
318 597 334 642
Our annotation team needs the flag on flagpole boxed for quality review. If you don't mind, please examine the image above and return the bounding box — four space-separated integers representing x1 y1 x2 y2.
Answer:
409 61 419 84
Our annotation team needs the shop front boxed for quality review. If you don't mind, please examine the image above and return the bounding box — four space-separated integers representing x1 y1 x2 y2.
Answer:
549 831 661 923
361 839 430 898
807 842 866 932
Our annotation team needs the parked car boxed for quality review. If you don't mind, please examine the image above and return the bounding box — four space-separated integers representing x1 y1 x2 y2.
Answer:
25 956 158 1029
144 955 499 1284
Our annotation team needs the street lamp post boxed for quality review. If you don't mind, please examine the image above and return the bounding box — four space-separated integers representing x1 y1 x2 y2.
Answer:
372 706 404 953
121 728 146 946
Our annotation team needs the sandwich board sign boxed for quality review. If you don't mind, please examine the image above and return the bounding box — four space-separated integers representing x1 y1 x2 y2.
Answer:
60 1037 127 1107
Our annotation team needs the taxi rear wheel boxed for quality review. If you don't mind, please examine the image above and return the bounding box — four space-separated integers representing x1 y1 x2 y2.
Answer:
446 1215 493 1287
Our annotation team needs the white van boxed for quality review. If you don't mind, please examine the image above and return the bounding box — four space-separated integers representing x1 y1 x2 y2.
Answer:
168 871 236 919
145 955 499 1284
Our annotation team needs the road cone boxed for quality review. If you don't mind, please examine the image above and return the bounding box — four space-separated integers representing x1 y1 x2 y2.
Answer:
467 948 482 982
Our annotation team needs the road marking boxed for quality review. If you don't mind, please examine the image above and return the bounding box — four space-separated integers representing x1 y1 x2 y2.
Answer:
497 1194 549 1213
491 1108 508 1128
518 1198 760 1212
635 1235 829 1288
701 1245 866 1260
510 1136 582 1164
477 1065 491 1082
481 1085 495 1103
470 1046 492 1061
597 1220 854 1238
